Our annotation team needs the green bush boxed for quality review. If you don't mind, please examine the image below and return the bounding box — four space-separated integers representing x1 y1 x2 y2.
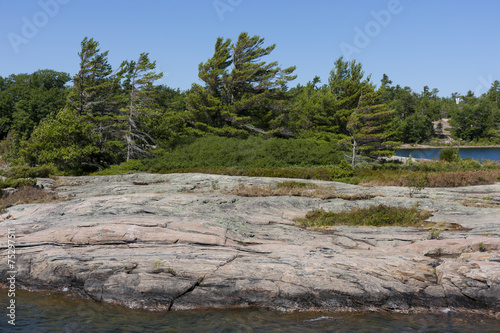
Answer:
330 159 354 179
439 148 460 162
3 164 56 178
143 136 343 171
0 178 36 189
92 159 147 176
295 204 432 228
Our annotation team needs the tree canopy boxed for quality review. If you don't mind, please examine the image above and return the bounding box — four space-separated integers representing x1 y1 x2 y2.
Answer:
1 33 499 174
186 32 297 137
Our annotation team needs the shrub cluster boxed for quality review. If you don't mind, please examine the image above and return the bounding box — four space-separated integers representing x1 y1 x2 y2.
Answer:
1 164 56 179
295 204 432 228
161 167 334 181
144 136 343 170
439 148 460 162
0 178 36 189
90 136 500 188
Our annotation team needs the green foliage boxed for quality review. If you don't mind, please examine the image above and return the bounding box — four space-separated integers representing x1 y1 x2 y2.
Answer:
186 32 296 136
330 159 354 179
346 100 398 166
478 242 486 252
3 34 500 178
295 204 432 228
0 70 70 140
395 112 434 144
144 136 343 170
426 228 442 240
23 108 103 172
287 79 342 135
439 148 460 162
120 52 163 160
329 57 374 111
2 164 56 179
0 178 36 189
450 102 495 141
404 173 428 197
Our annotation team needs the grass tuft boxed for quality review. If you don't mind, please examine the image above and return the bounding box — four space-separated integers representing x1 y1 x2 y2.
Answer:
225 182 336 199
295 204 433 229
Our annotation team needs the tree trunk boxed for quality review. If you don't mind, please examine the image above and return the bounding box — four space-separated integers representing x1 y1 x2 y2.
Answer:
351 137 357 168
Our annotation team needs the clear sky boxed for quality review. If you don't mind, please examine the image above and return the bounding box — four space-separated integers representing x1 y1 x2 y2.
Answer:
1 0 499 97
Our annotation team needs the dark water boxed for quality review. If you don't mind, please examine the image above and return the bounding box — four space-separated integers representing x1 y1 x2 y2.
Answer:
1 291 498 332
395 147 500 161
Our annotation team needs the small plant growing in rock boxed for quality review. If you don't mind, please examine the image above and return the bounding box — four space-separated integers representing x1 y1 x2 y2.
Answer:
426 228 443 240
153 260 164 269
405 173 428 198
478 242 486 252
211 180 220 190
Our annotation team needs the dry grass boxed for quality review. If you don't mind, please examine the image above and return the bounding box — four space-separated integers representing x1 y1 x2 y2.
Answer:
460 199 500 208
361 170 500 188
221 181 379 201
225 181 337 199
0 186 61 213
52 177 82 187
132 179 169 186
336 192 377 200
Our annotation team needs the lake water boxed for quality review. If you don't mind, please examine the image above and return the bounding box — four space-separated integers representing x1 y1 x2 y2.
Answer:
1 291 498 332
395 147 500 161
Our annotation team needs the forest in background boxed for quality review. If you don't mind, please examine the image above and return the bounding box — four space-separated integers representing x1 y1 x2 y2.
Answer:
1 33 500 177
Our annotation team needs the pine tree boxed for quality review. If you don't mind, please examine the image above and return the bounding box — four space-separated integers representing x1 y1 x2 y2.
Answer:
328 57 375 136
121 53 163 160
67 37 123 166
346 94 397 167
187 32 296 136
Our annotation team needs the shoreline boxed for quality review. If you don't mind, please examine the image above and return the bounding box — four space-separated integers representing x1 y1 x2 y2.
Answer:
1 173 499 315
2 286 499 318
398 144 500 149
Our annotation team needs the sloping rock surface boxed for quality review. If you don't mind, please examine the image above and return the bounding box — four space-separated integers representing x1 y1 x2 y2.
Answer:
1 173 499 314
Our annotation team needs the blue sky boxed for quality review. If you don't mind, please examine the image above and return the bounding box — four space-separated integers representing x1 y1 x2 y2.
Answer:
1 0 499 97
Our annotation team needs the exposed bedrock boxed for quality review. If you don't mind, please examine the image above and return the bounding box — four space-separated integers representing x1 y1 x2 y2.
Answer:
1 173 499 314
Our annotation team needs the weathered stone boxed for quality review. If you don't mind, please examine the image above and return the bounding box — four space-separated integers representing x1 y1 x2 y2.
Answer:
1 187 16 196
0 173 499 315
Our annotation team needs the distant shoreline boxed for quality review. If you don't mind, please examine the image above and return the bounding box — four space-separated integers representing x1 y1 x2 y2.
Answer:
398 144 500 149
